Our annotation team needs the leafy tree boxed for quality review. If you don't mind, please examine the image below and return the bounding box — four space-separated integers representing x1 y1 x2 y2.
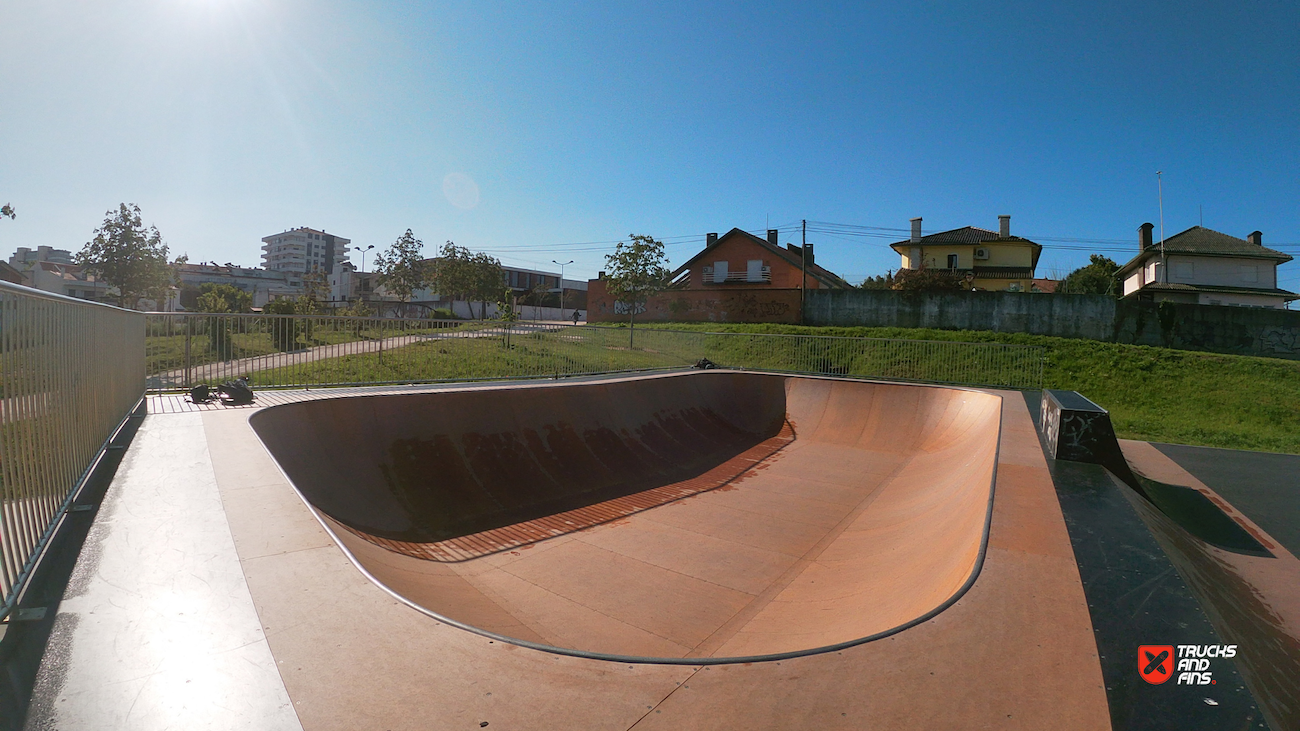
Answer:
77 203 176 308
891 264 967 292
428 242 503 319
373 229 430 310
300 269 331 311
859 273 894 290
469 251 504 319
195 283 252 313
429 241 476 313
1058 255 1119 295
496 286 520 347
263 297 302 351
604 234 670 345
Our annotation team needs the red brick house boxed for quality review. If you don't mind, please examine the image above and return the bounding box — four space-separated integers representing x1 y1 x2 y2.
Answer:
587 228 850 323
671 228 852 290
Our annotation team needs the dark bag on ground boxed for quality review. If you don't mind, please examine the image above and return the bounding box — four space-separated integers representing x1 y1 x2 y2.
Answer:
217 378 255 405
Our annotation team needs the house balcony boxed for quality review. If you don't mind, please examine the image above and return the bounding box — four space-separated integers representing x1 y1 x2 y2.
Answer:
701 266 772 284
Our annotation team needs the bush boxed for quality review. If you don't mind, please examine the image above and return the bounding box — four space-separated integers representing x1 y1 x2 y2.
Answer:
263 299 301 351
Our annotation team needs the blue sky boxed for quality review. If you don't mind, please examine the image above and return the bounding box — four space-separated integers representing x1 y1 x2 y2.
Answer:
3 0 1298 288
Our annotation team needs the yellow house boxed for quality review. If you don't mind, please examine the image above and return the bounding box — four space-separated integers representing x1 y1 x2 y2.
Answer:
889 215 1043 292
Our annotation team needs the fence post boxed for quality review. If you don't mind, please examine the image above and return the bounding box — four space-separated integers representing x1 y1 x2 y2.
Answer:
183 315 191 388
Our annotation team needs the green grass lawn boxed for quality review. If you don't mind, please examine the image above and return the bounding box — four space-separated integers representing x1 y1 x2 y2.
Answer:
250 330 692 387
172 316 1299 454
621 322 1300 454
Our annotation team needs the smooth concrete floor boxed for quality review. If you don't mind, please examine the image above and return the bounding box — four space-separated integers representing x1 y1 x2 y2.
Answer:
22 379 1113 730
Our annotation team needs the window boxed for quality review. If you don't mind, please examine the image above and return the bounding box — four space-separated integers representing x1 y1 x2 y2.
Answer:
1239 265 1258 282
713 261 728 283
947 254 958 269
1174 261 1194 280
746 260 763 282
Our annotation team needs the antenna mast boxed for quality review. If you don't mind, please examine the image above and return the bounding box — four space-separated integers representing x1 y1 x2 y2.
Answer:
1157 171 1166 283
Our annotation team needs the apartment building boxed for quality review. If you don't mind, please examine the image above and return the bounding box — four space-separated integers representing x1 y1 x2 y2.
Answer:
261 228 351 280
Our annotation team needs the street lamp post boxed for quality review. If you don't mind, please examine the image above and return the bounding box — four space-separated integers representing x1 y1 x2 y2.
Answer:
359 244 375 273
552 259 573 322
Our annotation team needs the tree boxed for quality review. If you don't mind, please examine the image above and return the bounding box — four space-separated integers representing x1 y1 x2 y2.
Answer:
859 273 894 290
604 234 670 346
428 242 503 319
302 269 331 308
428 242 476 315
77 203 176 308
469 252 504 320
373 229 430 311
263 297 302 351
195 283 252 314
1058 255 1120 295
891 264 967 292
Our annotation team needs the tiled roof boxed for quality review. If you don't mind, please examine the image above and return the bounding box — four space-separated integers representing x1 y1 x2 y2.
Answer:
889 226 1039 247
1133 282 1297 299
1116 226 1294 278
1149 226 1292 260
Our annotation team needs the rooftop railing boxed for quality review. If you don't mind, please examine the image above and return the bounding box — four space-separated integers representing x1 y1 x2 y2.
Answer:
0 283 144 622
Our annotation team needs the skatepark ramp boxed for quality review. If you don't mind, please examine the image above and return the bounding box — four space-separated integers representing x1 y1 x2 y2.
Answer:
251 371 1002 661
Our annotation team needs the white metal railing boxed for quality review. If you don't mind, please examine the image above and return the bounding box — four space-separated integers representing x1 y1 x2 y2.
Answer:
0 282 145 621
145 313 1043 392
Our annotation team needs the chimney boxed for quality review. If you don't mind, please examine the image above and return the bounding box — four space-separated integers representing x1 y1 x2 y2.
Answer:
1247 231 1262 246
998 215 1010 238
802 243 814 266
910 218 922 243
706 232 718 247
1139 222 1154 250
767 229 779 247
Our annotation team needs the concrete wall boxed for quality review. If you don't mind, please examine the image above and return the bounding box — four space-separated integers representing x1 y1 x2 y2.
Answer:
1114 300 1300 359
588 280 802 324
805 289 1117 340
804 289 1300 360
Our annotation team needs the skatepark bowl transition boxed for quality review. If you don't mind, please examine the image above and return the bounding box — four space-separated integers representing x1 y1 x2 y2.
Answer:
249 371 1000 660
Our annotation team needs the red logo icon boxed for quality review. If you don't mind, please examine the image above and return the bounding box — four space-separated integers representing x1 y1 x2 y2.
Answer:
1139 645 1174 684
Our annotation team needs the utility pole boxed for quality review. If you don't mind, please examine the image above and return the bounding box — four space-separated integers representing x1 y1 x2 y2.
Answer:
800 219 807 325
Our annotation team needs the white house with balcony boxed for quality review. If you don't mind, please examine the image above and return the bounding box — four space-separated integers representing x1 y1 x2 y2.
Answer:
1118 223 1296 309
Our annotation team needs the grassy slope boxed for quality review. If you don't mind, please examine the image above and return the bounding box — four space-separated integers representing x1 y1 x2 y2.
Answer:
623 322 1300 454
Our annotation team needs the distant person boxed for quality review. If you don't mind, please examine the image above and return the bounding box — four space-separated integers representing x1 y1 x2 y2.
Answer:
572 310 581 325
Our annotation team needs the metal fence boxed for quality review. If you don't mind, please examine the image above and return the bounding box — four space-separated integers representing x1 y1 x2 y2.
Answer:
146 314 1044 392
1 283 144 621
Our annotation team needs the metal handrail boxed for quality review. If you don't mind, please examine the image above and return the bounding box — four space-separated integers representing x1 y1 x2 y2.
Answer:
0 282 146 621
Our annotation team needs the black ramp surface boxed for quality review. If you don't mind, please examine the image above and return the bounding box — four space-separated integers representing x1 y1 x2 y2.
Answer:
1025 393 1270 731
1152 443 1300 558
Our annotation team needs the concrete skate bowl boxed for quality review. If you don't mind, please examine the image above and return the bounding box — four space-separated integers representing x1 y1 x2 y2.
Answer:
251 371 1002 662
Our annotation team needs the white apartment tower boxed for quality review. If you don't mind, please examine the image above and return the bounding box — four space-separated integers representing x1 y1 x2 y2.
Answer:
261 228 351 278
